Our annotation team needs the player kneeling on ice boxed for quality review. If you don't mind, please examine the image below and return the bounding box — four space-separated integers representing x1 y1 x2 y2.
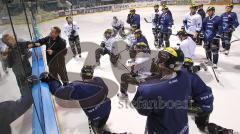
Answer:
202 7 222 69
95 29 119 66
118 53 161 99
128 29 150 64
39 65 113 134
158 5 173 48
177 30 207 73
64 16 81 58
132 47 214 134
112 16 126 38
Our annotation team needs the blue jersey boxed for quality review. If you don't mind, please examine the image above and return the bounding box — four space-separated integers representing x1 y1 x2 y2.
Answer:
202 15 222 41
127 14 141 27
132 70 213 134
221 12 239 33
49 77 111 123
159 11 174 33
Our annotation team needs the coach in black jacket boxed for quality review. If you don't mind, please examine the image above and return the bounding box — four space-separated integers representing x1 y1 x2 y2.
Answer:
35 26 69 85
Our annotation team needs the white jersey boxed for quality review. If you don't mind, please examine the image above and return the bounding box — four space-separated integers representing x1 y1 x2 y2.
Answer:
104 37 118 55
126 33 136 47
179 37 196 59
151 11 162 28
64 21 80 38
0 39 7 52
183 12 202 35
134 52 152 80
112 20 124 30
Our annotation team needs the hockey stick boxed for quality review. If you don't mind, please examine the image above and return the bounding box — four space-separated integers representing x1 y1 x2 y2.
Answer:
144 18 152 23
212 67 220 83
230 39 240 43
117 48 128 55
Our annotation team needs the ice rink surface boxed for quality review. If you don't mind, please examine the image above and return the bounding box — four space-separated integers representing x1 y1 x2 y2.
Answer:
0 5 240 134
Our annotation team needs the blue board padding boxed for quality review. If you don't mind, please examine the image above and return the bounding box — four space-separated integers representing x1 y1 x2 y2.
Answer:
31 23 59 133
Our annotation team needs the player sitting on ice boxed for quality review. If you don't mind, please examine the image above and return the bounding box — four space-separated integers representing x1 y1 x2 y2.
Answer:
183 4 202 42
112 16 126 38
202 6 222 69
177 29 207 73
126 8 141 29
132 47 214 134
95 29 119 66
158 5 173 48
39 65 112 134
128 29 150 64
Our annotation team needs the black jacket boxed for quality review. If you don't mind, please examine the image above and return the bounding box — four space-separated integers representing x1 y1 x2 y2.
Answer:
36 36 67 64
198 9 206 21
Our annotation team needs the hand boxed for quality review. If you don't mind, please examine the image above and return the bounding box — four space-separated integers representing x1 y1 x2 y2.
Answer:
71 30 76 35
47 49 53 55
100 41 106 48
193 32 198 38
195 112 210 131
39 72 50 83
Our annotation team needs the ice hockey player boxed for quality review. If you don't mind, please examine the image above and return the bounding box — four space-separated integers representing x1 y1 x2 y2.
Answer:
158 5 173 48
176 29 207 73
112 16 126 38
220 4 239 55
40 65 112 134
183 4 202 42
202 6 222 69
64 16 81 58
126 24 137 50
128 29 150 64
197 4 206 46
132 47 214 134
95 29 119 66
145 4 162 47
118 44 152 99
126 8 140 29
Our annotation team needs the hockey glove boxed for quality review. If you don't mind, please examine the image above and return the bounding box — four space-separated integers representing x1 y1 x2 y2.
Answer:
195 112 211 132
39 72 51 83
100 41 106 48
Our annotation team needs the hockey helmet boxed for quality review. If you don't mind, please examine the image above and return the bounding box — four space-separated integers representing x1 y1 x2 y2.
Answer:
207 6 215 12
134 29 142 35
104 29 113 38
81 65 94 80
135 42 149 52
190 4 198 9
162 5 169 10
154 4 160 8
157 47 184 71
226 4 234 8
198 4 204 7
130 8 136 13
177 29 188 36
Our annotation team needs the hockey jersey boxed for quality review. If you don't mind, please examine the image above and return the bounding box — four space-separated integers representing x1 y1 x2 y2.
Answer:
64 21 80 38
179 37 196 59
183 12 202 35
202 15 222 41
126 33 136 48
220 12 239 33
48 77 111 123
104 37 118 55
127 13 141 27
132 70 213 134
151 11 162 28
112 19 124 30
159 11 174 33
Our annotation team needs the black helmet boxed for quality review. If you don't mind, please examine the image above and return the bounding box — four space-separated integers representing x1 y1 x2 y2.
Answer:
177 29 188 36
207 6 215 12
157 47 184 71
81 65 94 80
